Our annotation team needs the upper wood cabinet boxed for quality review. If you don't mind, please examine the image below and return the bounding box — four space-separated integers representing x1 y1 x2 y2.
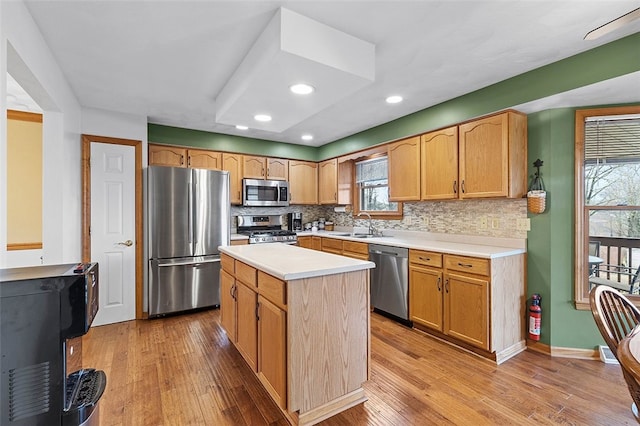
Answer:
337 159 353 206
289 160 318 205
388 136 421 201
148 144 187 167
458 111 527 199
421 127 459 200
148 144 221 170
267 158 288 181
187 149 222 170
243 156 288 180
318 159 338 204
222 153 243 205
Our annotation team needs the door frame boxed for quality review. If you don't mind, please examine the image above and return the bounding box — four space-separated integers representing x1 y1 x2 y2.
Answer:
81 134 145 319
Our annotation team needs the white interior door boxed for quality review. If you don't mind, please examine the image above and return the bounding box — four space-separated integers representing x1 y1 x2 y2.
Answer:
90 142 136 325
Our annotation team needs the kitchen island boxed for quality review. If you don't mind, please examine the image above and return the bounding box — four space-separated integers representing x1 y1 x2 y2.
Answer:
218 243 375 426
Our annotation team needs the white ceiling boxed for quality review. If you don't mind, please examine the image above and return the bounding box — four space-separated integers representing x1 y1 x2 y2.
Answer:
13 1 640 147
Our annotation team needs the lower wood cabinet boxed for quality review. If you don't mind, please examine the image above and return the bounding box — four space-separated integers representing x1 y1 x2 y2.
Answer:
220 251 370 424
409 249 525 364
258 295 287 408
236 280 258 371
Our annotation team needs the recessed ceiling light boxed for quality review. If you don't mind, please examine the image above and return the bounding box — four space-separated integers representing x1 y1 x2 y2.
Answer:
290 83 315 95
235 125 248 130
386 95 403 104
301 134 313 141
254 114 272 122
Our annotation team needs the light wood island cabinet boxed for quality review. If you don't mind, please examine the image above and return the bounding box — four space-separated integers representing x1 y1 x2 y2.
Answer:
288 161 318 205
219 244 373 425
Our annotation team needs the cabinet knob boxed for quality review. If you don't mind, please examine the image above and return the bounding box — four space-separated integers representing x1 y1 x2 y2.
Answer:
445 278 449 293
461 180 466 193
437 276 441 292
453 180 457 194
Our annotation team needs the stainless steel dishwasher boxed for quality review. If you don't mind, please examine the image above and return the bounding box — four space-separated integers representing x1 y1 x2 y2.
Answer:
369 244 410 324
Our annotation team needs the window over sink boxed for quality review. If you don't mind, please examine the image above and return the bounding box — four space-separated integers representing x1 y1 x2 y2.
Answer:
354 155 402 219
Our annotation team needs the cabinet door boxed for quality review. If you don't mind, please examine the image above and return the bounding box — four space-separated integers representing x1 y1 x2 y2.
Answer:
421 127 459 200
297 236 312 249
388 136 421 201
267 158 288 181
409 266 443 332
222 153 242 204
321 237 343 255
220 269 237 342
318 159 338 204
458 114 509 198
236 282 258 372
188 149 222 170
337 160 353 205
148 144 187 167
312 236 322 251
257 295 287 409
444 272 489 350
289 161 318 204
243 155 266 179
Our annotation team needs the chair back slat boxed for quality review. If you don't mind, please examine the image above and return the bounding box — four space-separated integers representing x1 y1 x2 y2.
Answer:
591 285 640 358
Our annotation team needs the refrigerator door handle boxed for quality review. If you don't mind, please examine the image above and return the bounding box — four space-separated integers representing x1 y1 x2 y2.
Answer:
157 258 221 267
188 177 194 253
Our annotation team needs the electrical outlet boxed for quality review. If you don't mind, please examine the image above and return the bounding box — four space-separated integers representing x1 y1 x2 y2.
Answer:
479 216 488 229
517 218 531 231
422 217 429 227
491 218 500 229
404 216 412 225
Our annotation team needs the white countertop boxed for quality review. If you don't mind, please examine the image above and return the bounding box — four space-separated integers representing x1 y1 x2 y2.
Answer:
219 243 375 281
296 229 526 259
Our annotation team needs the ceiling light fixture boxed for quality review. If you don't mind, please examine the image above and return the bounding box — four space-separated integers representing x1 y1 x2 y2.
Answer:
301 134 313 141
290 83 315 95
235 125 248 130
386 95 403 104
254 114 272 122
584 7 640 40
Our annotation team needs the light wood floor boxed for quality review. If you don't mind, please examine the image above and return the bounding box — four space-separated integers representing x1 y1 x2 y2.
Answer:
83 309 636 425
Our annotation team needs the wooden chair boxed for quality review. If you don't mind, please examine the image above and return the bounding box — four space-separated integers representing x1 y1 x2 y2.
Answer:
590 285 640 422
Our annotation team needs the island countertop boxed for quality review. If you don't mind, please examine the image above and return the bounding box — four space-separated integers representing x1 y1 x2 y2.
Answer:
219 243 375 281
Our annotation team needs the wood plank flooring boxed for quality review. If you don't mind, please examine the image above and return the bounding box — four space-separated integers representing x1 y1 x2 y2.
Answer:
82 309 636 425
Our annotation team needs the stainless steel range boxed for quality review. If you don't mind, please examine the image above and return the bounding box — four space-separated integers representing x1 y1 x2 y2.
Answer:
237 215 298 244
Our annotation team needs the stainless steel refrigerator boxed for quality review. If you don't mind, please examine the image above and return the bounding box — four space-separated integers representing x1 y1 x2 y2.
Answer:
148 166 230 316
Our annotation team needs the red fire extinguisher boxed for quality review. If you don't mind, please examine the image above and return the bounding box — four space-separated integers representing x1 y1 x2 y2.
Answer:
528 294 542 340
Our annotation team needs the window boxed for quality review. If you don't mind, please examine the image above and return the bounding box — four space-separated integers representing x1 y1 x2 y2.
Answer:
354 155 402 218
575 106 640 309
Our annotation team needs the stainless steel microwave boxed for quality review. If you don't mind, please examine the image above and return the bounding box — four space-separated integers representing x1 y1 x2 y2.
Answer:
242 179 289 207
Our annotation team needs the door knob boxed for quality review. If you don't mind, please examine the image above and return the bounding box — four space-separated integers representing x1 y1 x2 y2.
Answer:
117 240 133 247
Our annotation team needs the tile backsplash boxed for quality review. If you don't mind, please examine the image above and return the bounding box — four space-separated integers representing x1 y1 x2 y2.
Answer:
232 198 528 239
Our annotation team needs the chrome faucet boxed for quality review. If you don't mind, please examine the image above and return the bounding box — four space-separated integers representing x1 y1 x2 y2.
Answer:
357 212 374 235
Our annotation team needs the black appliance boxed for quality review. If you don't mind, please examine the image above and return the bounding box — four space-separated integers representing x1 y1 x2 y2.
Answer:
287 212 303 231
237 215 297 244
0 263 106 426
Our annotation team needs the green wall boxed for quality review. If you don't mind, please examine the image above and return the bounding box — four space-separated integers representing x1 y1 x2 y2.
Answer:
147 33 640 350
148 124 318 161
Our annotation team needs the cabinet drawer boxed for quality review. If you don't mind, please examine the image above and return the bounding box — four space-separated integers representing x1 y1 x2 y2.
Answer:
409 250 442 268
445 255 489 276
258 271 286 308
236 260 257 287
322 238 343 253
221 253 235 274
343 241 368 257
